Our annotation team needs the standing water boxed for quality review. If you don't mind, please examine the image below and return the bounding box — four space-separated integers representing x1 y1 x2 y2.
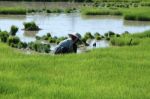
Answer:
0 13 150 52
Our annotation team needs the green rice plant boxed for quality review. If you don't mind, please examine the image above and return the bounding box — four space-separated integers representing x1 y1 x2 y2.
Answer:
28 42 51 53
131 30 150 38
110 35 140 46
17 42 28 49
46 9 52 13
51 8 63 13
0 30 150 98
122 7 150 21
83 32 94 41
23 21 40 31
0 7 26 15
10 25 19 36
81 7 122 15
0 31 9 43
94 32 102 40
7 36 20 48
104 31 116 37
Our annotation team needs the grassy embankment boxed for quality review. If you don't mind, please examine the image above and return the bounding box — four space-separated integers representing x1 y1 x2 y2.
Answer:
0 30 150 98
81 7 150 21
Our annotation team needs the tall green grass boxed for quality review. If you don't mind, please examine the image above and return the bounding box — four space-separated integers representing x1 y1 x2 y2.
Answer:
122 7 150 21
0 7 26 15
81 7 150 21
81 7 123 15
0 31 150 98
110 30 150 46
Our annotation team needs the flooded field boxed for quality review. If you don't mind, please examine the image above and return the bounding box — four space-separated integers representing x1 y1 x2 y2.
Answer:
0 13 150 43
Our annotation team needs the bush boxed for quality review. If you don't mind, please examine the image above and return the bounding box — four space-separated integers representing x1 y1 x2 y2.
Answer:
10 25 18 36
23 21 40 31
0 31 9 43
7 36 20 48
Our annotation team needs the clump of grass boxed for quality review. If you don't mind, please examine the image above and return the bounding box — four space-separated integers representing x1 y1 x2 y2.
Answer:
104 31 116 38
36 33 67 44
109 30 149 46
122 7 150 21
110 36 139 46
10 25 19 36
0 31 9 43
81 7 122 15
18 42 28 49
82 7 150 21
0 7 26 15
124 14 150 21
81 32 94 43
131 30 150 38
94 32 102 40
7 36 20 48
23 21 41 31
28 42 51 53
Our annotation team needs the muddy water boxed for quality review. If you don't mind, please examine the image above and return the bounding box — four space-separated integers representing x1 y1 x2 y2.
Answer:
0 13 150 52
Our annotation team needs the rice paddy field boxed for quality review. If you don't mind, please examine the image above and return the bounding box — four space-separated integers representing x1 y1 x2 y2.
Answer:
0 30 150 98
0 1 150 99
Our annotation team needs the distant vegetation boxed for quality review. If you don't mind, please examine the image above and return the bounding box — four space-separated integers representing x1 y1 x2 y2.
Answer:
0 7 26 15
81 7 150 21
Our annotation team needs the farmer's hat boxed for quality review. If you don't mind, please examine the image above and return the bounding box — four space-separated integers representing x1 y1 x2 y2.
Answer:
68 33 81 43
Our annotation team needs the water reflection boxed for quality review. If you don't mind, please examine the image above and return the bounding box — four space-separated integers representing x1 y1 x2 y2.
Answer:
24 31 38 37
123 20 150 26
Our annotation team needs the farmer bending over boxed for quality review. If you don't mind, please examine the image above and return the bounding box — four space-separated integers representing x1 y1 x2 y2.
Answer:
54 33 82 54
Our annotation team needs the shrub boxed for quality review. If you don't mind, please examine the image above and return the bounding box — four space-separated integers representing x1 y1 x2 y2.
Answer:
23 21 40 31
10 25 18 36
7 36 20 48
0 31 9 43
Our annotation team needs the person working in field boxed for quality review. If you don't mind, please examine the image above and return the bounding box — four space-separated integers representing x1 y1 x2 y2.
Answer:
54 33 83 54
